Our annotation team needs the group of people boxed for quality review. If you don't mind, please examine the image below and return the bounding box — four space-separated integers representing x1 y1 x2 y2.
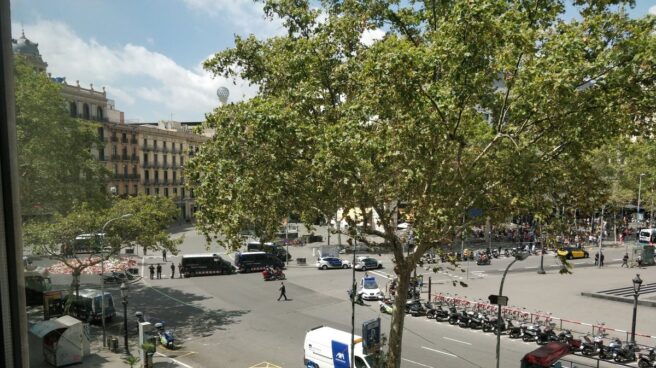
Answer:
148 249 183 279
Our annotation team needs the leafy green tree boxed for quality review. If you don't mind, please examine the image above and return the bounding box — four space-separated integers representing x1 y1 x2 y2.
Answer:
23 195 182 296
191 1 655 366
14 58 109 218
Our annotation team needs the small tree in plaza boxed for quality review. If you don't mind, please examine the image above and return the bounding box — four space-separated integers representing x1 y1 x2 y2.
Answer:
23 195 182 296
190 1 655 367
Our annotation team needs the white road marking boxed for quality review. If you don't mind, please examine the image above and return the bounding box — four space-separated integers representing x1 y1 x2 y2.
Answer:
613 258 622 261
370 270 392 279
402 358 434 368
442 337 472 345
573 262 586 265
421 346 457 357
524 266 535 269
155 352 194 368
497 268 506 271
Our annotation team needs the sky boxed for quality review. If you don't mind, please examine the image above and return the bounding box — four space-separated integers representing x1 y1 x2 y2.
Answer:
9 0 656 122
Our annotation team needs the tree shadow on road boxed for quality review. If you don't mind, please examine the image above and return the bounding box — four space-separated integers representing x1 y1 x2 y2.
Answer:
108 283 249 342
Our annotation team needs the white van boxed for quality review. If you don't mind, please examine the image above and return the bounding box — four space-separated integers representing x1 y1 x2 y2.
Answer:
638 228 656 245
304 326 377 368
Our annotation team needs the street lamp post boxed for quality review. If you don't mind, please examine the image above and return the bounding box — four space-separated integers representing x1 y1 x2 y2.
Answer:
638 173 645 227
101 213 133 348
496 251 529 368
120 282 130 356
630 274 643 344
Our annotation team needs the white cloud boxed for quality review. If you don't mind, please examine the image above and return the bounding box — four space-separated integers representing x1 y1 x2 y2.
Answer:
649 5 656 16
182 0 284 38
360 28 385 47
12 20 257 121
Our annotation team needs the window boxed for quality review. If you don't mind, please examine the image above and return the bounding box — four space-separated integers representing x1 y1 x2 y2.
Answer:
173 171 177 181
155 188 160 195
172 155 176 165
163 171 168 180
154 154 158 164
173 187 177 195
143 153 148 164
98 148 105 161
124 185 128 194
143 137 147 146
123 165 127 175
181 188 185 198
69 101 78 117
163 155 168 164
164 188 169 197
144 170 150 180
180 156 184 166
82 103 90 119
112 145 117 155
145 188 150 195
133 185 138 195
154 139 158 148
132 166 137 175
97 106 104 121
154 171 159 180
97 127 103 139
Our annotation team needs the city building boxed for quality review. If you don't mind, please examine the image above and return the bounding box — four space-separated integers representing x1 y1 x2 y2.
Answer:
12 33 208 220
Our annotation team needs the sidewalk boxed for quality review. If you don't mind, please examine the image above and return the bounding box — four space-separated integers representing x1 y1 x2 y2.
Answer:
425 262 656 346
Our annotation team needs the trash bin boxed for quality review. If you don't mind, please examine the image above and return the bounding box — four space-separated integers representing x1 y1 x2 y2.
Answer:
145 352 154 368
296 258 306 265
110 337 119 353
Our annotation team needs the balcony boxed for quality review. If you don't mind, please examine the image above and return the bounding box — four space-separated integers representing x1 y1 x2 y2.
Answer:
110 154 120 161
128 174 140 181
141 145 154 151
110 136 118 142
130 137 138 144
171 147 179 154
121 137 128 143
121 154 129 161
143 162 155 169
161 179 170 186
161 147 169 153
99 155 108 161
130 155 139 162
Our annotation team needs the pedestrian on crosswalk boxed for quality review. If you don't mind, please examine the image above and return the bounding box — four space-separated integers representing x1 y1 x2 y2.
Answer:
170 262 175 279
156 263 162 279
149 264 155 280
278 282 288 301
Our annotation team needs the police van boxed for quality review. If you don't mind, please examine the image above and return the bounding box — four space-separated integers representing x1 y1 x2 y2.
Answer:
304 326 378 368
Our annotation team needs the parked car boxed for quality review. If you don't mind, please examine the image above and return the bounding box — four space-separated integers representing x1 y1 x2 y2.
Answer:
354 257 382 271
316 257 351 270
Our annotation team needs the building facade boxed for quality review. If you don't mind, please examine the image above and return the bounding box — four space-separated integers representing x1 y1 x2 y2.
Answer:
13 33 207 220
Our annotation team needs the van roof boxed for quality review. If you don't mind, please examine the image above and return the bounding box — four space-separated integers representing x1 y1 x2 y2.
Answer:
77 289 112 298
238 251 267 255
305 326 364 355
182 253 220 258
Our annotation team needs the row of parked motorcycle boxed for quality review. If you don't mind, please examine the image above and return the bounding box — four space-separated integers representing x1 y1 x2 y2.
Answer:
378 299 656 366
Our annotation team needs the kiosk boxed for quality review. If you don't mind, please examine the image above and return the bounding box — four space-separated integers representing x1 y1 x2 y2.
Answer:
30 315 90 367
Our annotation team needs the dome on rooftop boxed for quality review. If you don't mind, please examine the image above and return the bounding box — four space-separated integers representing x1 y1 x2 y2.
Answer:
12 32 41 58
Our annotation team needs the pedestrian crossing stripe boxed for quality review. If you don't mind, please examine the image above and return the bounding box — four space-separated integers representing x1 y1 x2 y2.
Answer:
250 362 282 368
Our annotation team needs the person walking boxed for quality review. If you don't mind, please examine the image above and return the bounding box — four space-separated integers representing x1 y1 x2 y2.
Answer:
156 264 162 279
278 282 288 301
621 253 629 267
162 249 167 262
600 252 605 267
170 263 175 279
149 264 155 280
178 262 183 278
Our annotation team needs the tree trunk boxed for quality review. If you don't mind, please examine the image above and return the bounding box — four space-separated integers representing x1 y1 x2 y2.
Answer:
386 262 412 368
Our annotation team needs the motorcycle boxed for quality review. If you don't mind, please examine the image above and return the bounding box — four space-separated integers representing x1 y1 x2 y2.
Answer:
434 304 450 322
599 338 622 360
476 255 491 266
508 320 523 339
379 299 394 314
422 302 438 319
468 312 484 329
536 323 558 345
613 341 638 363
556 329 573 344
638 347 656 368
262 267 285 281
521 321 539 342
579 335 598 356
483 316 507 334
347 289 364 305
154 322 175 349
405 299 427 317
447 306 460 325
457 310 473 328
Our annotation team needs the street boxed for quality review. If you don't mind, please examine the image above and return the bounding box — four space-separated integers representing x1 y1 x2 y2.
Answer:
127 225 656 368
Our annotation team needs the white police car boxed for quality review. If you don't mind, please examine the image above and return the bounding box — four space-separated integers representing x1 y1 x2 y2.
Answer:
316 257 351 270
360 276 384 300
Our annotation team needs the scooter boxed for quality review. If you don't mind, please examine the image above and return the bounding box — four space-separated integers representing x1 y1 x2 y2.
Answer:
556 329 574 344
579 335 598 356
406 299 426 316
379 299 394 314
638 347 656 368
599 338 622 360
468 312 484 329
447 306 460 325
262 267 285 281
536 323 558 345
154 322 175 349
476 255 491 266
457 310 472 328
522 321 539 342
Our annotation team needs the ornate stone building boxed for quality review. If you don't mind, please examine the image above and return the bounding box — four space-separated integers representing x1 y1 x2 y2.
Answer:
13 33 207 220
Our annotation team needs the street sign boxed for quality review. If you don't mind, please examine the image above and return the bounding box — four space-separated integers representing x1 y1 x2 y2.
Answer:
362 318 381 354
488 294 508 306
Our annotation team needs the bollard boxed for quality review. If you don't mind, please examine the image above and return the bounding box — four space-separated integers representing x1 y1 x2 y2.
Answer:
428 276 431 299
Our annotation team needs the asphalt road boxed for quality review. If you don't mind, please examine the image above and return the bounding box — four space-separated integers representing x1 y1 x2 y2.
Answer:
140 256 643 368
